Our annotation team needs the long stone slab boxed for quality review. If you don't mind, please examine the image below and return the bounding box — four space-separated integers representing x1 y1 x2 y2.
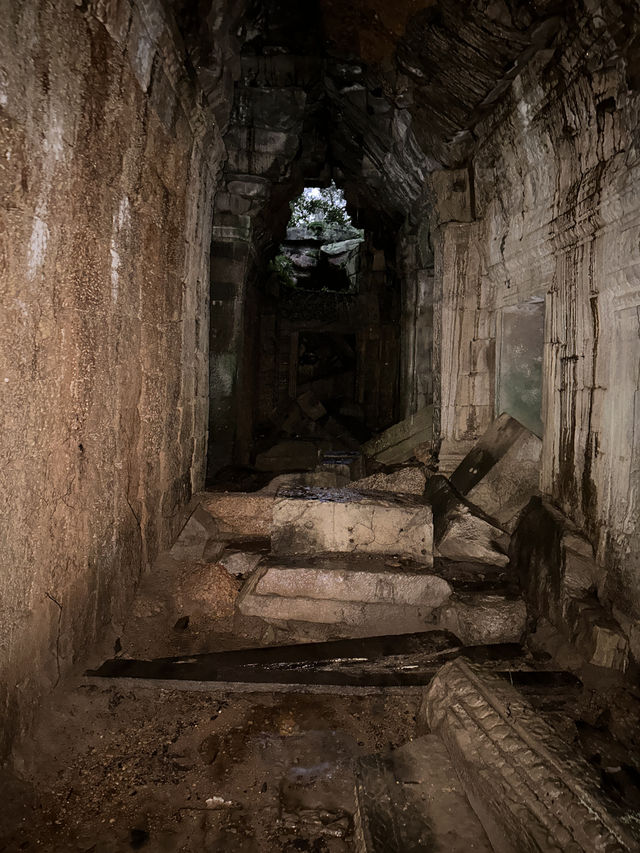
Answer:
272 487 433 565
248 556 452 606
361 405 433 464
421 659 637 852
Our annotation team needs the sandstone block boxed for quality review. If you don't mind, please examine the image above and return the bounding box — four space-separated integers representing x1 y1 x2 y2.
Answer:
421 659 636 852
317 450 364 481
450 412 542 531
361 406 433 464
435 593 526 644
426 476 510 567
198 491 273 538
170 505 224 562
271 487 433 565
247 558 451 606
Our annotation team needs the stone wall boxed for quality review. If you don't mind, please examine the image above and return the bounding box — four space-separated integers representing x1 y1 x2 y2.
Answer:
0 0 220 758
432 5 640 634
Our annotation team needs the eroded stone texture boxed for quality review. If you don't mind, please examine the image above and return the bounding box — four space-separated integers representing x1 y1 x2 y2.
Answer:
421 660 637 852
429 4 640 637
0 0 220 758
271 487 433 565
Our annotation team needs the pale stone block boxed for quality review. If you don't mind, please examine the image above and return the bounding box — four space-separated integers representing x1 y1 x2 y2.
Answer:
272 487 433 565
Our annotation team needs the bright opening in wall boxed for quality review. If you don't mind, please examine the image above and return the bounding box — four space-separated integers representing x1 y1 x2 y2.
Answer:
271 182 364 293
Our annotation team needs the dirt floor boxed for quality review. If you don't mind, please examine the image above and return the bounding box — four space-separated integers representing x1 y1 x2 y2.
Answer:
0 682 419 852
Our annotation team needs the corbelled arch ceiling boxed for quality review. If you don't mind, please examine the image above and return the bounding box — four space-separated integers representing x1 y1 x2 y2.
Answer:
173 0 566 227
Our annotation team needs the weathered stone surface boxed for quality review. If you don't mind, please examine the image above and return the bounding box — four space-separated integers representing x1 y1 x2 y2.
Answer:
198 492 273 538
170 506 224 563
362 406 433 465
511 498 629 670
247 558 451 606
351 467 426 496
354 735 492 853
0 0 219 758
450 413 542 530
426 476 510 567
255 440 322 472
272 487 433 565
435 593 526 645
421 660 637 852
237 593 440 636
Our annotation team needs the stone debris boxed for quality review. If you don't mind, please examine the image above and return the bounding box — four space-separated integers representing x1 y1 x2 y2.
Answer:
170 505 224 562
361 406 433 465
450 413 542 531
435 593 526 645
421 659 637 852
354 735 492 852
218 549 264 579
512 498 629 670
351 466 426 496
271 487 433 565
425 475 510 567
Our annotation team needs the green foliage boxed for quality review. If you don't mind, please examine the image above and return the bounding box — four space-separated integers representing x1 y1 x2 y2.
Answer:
268 253 295 287
289 181 353 229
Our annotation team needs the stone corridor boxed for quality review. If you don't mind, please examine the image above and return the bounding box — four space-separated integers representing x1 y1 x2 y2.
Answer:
2 0 640 850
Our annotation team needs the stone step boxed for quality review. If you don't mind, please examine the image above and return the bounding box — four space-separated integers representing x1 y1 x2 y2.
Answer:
236 554 526 644
353 735 493 852
272 486 433 565
420 659 638 852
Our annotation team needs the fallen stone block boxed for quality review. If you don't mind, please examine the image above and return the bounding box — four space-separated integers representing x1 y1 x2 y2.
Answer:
354 735 492 852
426 476 510 567
421 659 637 852
435 593 526 644
272 487 433 565
170 505 224 562
450 413 542 531
244 556 452 607
351 466 425 496
198 491 273 538
362 405 433 465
